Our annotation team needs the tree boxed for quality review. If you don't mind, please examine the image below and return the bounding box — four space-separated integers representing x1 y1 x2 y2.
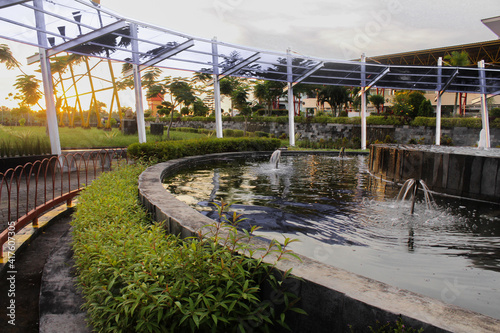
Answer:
192 98 209 117
163 78 196 139
408 91 427 118
0 44 20 69
231 85 251 135
418 99 434 117
219 77 241 116
444 51 471 116
14 74 42 125
317 86 350 117
253 80 286 115
369 94 385 114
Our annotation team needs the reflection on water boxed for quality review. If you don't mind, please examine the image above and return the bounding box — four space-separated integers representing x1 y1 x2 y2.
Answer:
163 155 500 319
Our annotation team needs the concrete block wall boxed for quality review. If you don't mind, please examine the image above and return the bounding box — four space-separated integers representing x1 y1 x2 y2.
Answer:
161 120 500 147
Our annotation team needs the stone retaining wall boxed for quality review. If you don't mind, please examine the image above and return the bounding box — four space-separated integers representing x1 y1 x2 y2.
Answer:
138 151 500 333
155 120 500 147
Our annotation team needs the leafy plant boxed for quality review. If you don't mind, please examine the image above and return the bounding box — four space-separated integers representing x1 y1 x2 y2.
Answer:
127 137 281 162
72 165 305 332
367 316 424 333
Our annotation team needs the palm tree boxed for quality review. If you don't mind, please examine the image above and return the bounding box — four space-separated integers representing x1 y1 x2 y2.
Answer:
0 44 20 69
14 74 42 125
444 51 471 116
317 86 350 117
369 94 385 114
219 77 241 116
253 80 286 115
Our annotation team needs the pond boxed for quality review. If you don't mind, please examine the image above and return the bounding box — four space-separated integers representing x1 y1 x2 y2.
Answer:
163 154 500 320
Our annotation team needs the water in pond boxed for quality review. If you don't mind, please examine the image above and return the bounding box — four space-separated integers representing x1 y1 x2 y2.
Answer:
163 155 500 319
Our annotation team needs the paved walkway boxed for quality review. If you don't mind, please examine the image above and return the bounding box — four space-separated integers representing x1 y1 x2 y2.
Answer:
0 209 89 332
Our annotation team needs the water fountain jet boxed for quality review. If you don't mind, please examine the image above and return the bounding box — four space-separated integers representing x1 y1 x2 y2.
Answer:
269 149 281 169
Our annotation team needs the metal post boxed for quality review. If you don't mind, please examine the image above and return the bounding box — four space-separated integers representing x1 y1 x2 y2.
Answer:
130 23 146 143
33 0 61 155
212 38 223 138
436 57 442 145
478 60 490 148
360 54 367 150
287 49 295 146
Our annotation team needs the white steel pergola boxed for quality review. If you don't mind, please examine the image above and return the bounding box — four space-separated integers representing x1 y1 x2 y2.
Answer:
1 0 500 154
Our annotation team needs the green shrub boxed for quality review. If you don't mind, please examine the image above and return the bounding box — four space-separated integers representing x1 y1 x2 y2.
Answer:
441 134 454 146
18 118 26 126
490 107 500 118
72 165 303 332
366 116 406 126
127 137 281 162
255 131 269 138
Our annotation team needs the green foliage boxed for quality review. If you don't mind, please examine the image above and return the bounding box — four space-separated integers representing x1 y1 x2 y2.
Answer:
0 126 50 157
411 117 436 127
223 129 245 137
366 116 406 125
18 118 26 126
72 165 304 332
127 137 281 162
366 316 424 333
408 137 426 145
490 107 500 118
417 100 434 117
441 117 482 128
368 94 385 113
441 134 454 146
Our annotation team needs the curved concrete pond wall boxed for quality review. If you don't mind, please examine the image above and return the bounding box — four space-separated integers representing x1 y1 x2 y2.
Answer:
369 144 500 203
138 151 500 333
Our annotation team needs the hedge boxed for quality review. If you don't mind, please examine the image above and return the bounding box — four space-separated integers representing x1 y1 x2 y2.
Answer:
72 164 302 332
127 137 281 161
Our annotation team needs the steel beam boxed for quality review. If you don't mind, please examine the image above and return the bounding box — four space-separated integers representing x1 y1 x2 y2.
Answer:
220 52 260 80
360 54 367 150
478 60 490 148
212 38 223 138
293 61 324 86
439 69 459 97
435 57 443 145
0 0 30 9
34 0 61 155
122 39 195 77
130 23 146 143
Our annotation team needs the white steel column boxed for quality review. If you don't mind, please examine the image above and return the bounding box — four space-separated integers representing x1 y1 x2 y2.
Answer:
435 57 442 145
287 49 295 146
360 54 367 150
212 38 223 138
34 0 61 155
478 60 491 148
130 23 147 143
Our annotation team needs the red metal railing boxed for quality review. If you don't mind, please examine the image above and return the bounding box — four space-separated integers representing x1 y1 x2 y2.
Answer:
0 148 128 257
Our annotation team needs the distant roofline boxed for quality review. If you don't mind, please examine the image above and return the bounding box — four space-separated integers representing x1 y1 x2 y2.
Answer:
363 39 500 66
482 15 500 37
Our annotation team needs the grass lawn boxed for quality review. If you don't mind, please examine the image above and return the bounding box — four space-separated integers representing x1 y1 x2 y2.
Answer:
0 126 207 149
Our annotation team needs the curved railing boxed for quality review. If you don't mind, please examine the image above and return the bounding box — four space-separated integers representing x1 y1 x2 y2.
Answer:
0 148 128 257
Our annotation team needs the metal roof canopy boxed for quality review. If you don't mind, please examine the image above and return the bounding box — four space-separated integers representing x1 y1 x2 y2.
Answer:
1 0 499 94
1 0 498 150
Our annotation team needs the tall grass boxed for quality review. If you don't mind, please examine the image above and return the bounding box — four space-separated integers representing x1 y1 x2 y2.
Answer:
0 126 51 157
0 126 206 152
